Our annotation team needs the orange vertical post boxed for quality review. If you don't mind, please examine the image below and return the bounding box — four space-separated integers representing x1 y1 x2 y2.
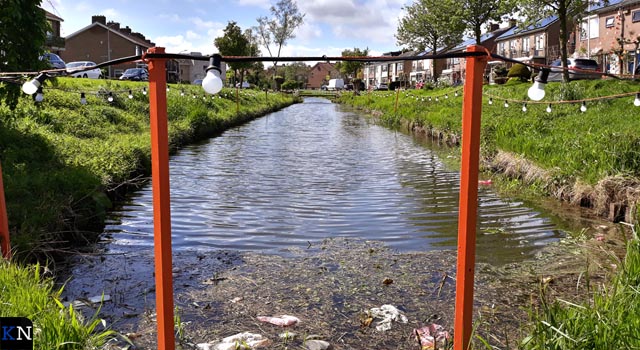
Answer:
147 47 176 350
454 45 487 350
0 163 11 259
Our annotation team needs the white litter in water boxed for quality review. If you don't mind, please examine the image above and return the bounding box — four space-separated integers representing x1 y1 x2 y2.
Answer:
369 304 408 331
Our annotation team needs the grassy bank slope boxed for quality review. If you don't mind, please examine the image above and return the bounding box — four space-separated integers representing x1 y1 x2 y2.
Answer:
338 79 640 220
0 77 298 256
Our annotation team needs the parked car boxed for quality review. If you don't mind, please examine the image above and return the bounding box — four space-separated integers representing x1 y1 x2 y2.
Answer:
320 85 328 91
235 81 250 88
547 58 600 81
374 83 388 91
40 53 66 70
66 61 102 79
119 68 149 81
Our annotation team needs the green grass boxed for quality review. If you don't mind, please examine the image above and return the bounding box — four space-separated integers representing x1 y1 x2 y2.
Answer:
521 238 640 349
339 80 640 186
0 259 117 349
0 77 298 256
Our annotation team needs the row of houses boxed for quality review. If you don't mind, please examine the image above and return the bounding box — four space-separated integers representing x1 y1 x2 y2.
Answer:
364 0 640 89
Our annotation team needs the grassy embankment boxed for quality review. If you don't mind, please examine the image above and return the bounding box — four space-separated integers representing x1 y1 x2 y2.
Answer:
0 77 298 256
0 78 297 348
339 79 640 349
339 79 640 221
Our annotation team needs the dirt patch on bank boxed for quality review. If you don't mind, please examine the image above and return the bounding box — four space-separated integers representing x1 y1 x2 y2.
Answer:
61 227 627 350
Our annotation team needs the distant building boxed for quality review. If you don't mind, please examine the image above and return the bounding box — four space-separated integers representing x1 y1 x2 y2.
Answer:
62 16 155 78
306 62 339 89
43 9 65 55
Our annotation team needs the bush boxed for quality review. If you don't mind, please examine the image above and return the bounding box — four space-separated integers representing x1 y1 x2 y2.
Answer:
507 63 531 81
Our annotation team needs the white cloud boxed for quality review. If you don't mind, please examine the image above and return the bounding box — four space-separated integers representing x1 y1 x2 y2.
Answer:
236 0 271 8
186 30 201 40
158 13 183 23
190 17 223 30
101 8 120 19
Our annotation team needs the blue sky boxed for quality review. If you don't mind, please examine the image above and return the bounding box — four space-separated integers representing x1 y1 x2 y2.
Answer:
43 0 408 59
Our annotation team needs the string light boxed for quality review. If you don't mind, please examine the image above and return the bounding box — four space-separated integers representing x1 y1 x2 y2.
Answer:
527 68 549 101
166 86 170 92
504 101 509 108
108 92 114 103
580 101 587 112
128 90 133 99
202 54 223 95
80 92 87 105
488 97 493 105
435 96 439 102
634 93 640 107
454 91 458 97
22 73 48 95
428 96 432 102
445 94 449 99
522 103 527 112
181 90 185 97
34 87 44 103
142 87 147 95
546 104 552 113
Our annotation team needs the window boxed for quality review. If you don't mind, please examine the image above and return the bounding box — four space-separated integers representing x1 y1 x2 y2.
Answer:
522 37 530 52
633 10 640 22
605 16 615 27
535 34 545 49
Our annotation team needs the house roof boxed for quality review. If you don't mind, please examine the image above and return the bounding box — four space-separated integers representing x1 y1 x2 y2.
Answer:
449 26 513 52
495 16 558 41
43 9 64 22
65 22 153 48
592 0 625 13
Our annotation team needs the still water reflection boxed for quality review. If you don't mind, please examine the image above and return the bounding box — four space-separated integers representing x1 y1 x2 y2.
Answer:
103 97 565 265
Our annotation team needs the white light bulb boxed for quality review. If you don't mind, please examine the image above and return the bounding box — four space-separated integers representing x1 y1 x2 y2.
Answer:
634 94 640 107
522 103 527 112
580 102 587 112
22 80 40 95
181 91 185 97
108 93 114 102
128 90 133 99
527 81 546 101
35 92 44 102
504 101 509 108
488 98 493 105
202 69 223 94
546 104 552 113
142 88 147 95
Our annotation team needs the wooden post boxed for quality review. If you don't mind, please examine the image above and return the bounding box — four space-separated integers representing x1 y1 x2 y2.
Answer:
147 47 176 350
454 45 487 350
0 162 10 259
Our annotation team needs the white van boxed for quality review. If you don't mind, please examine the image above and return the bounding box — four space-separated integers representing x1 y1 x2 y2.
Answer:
327 78 344 91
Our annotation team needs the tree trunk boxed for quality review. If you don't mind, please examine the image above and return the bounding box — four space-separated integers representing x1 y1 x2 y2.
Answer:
558 0 570 82
432 44 439 81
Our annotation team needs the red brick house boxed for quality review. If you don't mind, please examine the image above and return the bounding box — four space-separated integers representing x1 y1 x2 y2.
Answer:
306 62 339 89
44 9 65 55
62 16 155 78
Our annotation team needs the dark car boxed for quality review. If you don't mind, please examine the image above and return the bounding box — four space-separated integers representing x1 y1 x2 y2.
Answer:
547 58 600 81
119 68 149 81
40 53 66 70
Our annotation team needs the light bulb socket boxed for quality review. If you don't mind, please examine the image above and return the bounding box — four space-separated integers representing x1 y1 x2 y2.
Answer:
206 54 222 75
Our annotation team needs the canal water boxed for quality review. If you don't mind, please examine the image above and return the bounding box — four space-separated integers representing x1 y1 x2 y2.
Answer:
99 97 567 266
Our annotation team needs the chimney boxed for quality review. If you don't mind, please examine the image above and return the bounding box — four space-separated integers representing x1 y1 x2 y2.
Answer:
92 15 106 25
120 26 132 35
107 21 120 30
508 19 517 27
490 23 499 31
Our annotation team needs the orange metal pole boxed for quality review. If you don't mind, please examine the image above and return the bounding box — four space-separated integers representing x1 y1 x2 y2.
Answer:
453 45 487 350
147 47 176 350
0 162 11 259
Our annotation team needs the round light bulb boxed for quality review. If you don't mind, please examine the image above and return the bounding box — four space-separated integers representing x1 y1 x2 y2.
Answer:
522 103 527 112
128 90 133 99
527 81 546 101
108 92 114 102
546 104 552 113
181 90 185 97
634 94 640 107
580 102 587 112
202 69 223 94
22 80 40 95
504 101 509 108
35 92 44 102
488 98 493 105
435 97 439 102
142 87 147 95
80 93 87 105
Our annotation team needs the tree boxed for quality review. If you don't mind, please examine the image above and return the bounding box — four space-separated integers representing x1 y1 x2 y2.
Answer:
337 48 369 93
519 0 606 82
215 21 253 87
459 0 515 44
0 0 49 110
255 0 305 82
396 0 465 80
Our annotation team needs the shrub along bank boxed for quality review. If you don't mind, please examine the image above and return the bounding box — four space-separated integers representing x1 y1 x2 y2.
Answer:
338 79 640 222
0 77 299 257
